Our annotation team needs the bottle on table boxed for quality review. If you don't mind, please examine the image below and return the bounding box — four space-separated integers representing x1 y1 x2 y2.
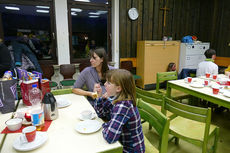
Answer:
29 84 44 130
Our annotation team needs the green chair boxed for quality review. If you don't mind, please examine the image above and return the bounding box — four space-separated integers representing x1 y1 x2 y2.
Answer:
60 79 76 89
137 99 169 153
51 88 73 96
162 97 219 153
155 71 190 102
49 81 58 90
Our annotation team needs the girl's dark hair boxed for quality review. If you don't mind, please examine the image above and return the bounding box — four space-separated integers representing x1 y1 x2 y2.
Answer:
90 47 109 79
204 49 216 58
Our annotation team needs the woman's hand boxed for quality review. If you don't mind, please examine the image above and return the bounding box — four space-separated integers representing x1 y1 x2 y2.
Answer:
92 83 102 99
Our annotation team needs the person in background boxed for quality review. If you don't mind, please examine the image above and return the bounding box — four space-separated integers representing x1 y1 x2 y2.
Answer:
72 47 114 105
196 49 218 77
0 38 13 77
167 62 176 72
11 35 43 73
94 69 145 153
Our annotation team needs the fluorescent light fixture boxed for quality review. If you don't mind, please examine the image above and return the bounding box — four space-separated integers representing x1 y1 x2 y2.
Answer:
89 15 99 18
36 10 49 13
71 12 77 16
5 6 20 10
36 6 50 9
89 12 100 15
71 8 82 12
97 11 107 14
74 0 90 2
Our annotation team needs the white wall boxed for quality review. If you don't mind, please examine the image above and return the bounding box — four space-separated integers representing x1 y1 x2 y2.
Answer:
111 0 119 68
55 0 70 64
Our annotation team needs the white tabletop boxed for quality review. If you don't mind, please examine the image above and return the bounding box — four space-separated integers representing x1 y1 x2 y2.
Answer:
1 94 122 153
168 77 230 102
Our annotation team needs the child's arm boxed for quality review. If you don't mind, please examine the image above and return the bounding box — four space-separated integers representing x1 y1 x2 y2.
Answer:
94 98 113 119
102 104 131 144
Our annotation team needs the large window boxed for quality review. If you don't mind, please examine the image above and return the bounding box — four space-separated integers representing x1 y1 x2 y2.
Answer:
0 0 56 63
68 0 111 63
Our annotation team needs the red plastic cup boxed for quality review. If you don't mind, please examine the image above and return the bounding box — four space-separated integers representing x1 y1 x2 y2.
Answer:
205 73 211 78
212 87 219 95
212 75 217 80
21 126 36 142
187 77 192 83
204 80 209 86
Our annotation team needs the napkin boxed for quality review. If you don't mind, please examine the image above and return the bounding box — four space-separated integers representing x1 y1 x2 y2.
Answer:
1 120 52 134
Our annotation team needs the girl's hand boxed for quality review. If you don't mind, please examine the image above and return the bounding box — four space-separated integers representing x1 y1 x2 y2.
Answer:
92 83 102 98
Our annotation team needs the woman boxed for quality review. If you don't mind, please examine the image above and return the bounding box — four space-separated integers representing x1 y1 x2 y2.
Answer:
72 47 114 105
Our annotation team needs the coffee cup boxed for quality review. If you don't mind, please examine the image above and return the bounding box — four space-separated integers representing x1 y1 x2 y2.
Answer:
212 74 217 80
212 85 220 95
205 73 211 78
204 79 210 86
187 77 192 83
20 126 36 143
81 110 92 120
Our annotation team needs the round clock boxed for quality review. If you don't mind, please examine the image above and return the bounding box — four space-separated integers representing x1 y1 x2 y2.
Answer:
128 8 139 20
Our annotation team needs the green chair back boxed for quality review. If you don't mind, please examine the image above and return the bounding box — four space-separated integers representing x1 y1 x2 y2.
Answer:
136 87 165 114
156 71 177 93
51 88 72 96
137 99 169 153
60 79 76 88
162 97 219 153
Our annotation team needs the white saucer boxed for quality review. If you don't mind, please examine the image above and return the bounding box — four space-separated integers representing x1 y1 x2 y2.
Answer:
57 98 72 108
78 112 97 121
75 120 102 134
190 83 204 88
13 132 48 151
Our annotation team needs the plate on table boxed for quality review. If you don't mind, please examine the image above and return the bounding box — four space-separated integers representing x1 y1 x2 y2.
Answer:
78 112 97 121
223 91 230 98
190 83 204 88
13 132 48 151
56 98 72 108
75 120 102 134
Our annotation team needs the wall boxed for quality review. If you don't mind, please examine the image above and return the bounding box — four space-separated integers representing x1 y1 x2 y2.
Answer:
119 0 230 58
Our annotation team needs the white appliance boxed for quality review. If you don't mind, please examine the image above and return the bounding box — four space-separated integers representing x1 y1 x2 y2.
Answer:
179 42 210 73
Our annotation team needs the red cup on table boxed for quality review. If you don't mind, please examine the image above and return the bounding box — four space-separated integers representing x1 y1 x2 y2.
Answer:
20 126 36 143
212 74 217 80
204 79 210 86
212 85 220 95
187 77 192 83
205 73 211 78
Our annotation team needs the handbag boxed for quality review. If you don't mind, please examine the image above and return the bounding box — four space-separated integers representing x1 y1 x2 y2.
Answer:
0 79 17 113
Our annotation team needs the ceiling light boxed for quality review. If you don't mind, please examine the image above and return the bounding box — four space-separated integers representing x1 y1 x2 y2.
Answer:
97 11 107 14
89 16 99 18
71 8 82 12
106 2 108 4
5 6 20 10
74 0 90 2
71 12 77 16
36 6 50 9
89 12 100 15
36 10 49 13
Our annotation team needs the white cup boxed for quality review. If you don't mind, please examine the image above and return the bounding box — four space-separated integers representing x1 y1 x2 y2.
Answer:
81 110 92 120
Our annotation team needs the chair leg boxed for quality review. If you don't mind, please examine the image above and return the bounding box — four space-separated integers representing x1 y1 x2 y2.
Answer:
148 123 152 130
212 128 220 153
175 137 179 145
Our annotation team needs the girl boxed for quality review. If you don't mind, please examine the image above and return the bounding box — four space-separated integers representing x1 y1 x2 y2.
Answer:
94 69 145 153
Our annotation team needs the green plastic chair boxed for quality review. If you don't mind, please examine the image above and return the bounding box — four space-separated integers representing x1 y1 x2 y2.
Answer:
49 81 58 90
51 88 73 96
162 97 219 153
137 99 170 153
60 79 76 89
155 71 190 102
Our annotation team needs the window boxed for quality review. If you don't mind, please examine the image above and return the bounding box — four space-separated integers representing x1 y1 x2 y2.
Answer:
68 0 111 63
0 0 56 63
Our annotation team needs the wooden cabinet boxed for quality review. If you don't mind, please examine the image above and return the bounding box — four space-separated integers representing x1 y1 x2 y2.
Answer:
136 41 181 89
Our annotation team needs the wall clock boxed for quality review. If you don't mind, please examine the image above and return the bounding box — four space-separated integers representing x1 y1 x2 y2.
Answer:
128 8 139 20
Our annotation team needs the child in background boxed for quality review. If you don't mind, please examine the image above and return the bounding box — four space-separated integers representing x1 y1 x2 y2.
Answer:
167 62 176 72
94 69 145 153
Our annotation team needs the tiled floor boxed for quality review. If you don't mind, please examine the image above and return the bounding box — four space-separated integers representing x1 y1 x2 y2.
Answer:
143 110 230 153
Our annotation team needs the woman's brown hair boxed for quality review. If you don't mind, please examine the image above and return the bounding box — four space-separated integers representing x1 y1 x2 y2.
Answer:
106 69 136 106
90 47 109 79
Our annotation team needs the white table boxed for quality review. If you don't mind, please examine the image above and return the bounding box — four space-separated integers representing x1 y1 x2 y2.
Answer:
1 94 122 153
167 77 230 109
